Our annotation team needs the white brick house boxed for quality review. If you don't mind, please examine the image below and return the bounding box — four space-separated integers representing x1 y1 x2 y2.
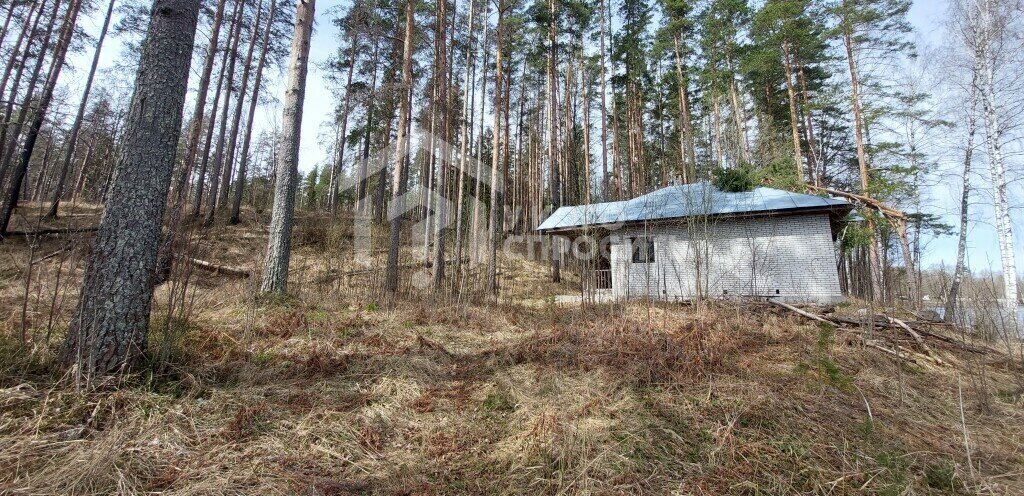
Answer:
537 182 854 303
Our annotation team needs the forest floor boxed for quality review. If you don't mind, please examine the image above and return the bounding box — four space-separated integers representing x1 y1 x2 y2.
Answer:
1 205 1023 495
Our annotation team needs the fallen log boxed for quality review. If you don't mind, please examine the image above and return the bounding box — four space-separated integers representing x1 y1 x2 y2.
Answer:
185 257 251 277
862 337 918 364
830 314 991 355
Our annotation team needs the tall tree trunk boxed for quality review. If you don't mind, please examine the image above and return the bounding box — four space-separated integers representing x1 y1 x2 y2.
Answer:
372 113 394 225
59 0 200 374
155 0 231 281
797 64 820 186
946 76 979 322
0 2 18 61
726 56 750 164
384 0 415 294
260 0 315 293
218 0 266 214
469 5 489 265
673 35 695 183
30 136 54 202
432 0 449 289
354 42 379 215
45 0 115 219
547 0 560 283
0 0 61 187
0 0 83 235
711 94 724 169
71 144 91 202
599 0 610 195
174 0 229 199
981 51 1018 306
327 31 358 213
781 41 804 183
203 0 247 225
582 61 592 204
0 0 42 128
190 16 235 218
486 0 504 293
453 0 477 276
230 0 277 224
843 29 884 302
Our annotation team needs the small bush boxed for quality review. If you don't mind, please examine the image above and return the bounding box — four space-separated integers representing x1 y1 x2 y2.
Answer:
924 462 956 491
482 391 515 412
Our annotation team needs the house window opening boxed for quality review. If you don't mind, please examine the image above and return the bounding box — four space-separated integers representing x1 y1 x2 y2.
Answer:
631 237 655 264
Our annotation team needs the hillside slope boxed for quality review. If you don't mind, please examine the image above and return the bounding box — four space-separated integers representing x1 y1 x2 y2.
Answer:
1 210 1022 494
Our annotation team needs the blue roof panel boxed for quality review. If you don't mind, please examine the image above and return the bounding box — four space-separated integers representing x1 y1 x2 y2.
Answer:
536 182 852 232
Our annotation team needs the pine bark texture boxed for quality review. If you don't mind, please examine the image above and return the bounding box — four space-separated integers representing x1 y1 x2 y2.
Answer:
61 0 200 374
261 0 315 293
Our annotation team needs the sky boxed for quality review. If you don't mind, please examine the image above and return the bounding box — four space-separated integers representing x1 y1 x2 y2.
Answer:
60 0 1022 280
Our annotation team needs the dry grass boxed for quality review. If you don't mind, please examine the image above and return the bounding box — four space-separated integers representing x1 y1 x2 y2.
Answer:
1 212 1023 494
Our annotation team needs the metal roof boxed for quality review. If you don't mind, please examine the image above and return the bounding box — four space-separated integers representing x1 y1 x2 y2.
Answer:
536 182 853 232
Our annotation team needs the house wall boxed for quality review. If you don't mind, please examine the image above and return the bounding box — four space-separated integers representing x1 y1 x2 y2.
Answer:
609 213 844 303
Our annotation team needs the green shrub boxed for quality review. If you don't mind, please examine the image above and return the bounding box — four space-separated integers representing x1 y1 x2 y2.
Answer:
712 164 759 192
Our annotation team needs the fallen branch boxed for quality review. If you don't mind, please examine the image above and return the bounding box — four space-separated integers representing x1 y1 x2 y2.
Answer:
768 300 835 325
2 227 99 238
806 185 905 220
31 247 71 265
862 338 918 364
185 257 251 278
890 317 944 365
830 314 991 355
768 299 941 365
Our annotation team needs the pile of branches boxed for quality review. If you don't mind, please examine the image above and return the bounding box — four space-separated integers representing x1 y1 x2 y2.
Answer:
764 299 1003 366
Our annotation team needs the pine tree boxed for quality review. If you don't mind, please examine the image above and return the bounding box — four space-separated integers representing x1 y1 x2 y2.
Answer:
60 0 201 374
261 0 316 294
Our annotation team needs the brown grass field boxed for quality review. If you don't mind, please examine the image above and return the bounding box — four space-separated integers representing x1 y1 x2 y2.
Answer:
0 204 1022 495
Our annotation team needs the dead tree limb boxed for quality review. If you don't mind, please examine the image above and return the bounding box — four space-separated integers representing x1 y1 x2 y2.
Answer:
862 337 918 364
31 247 69 264
769 300 835 325
807 185 905 220
890 317 944 365
769 299 948 364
